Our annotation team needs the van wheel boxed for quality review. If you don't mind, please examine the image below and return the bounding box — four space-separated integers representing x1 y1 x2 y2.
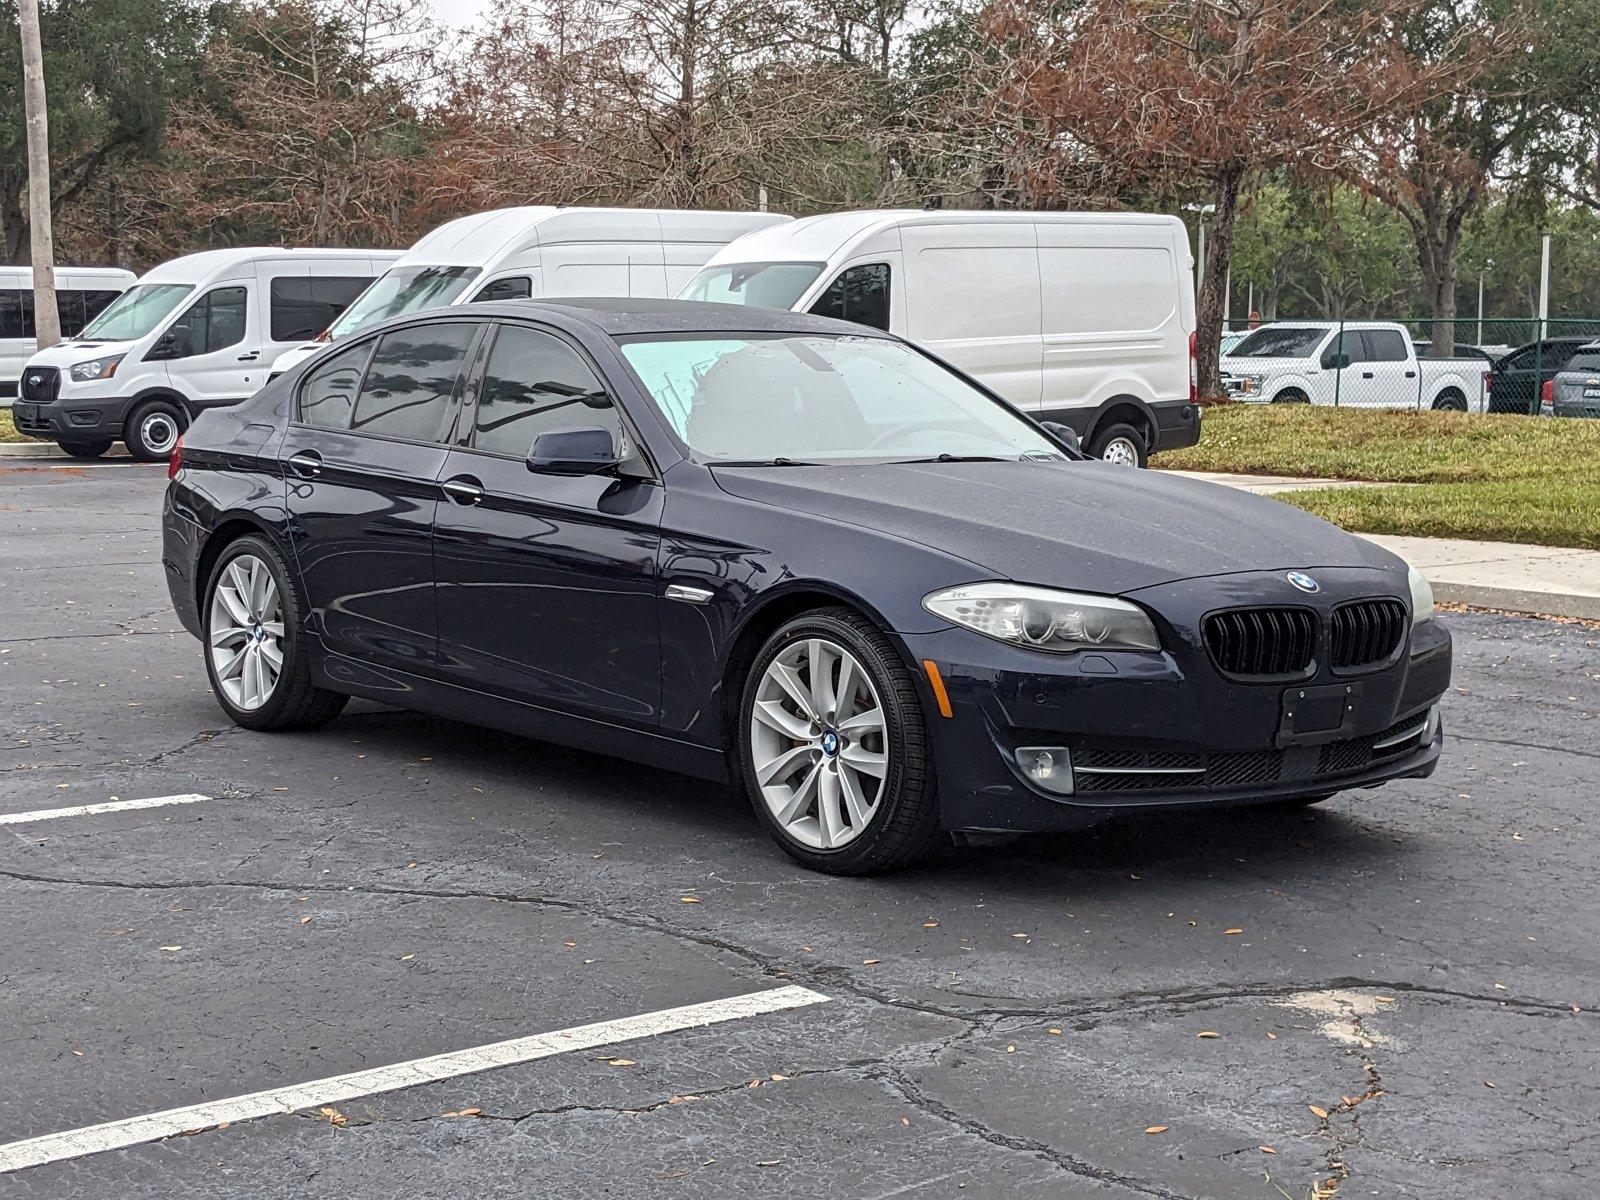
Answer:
1431 390 1467 412
58 439 112 459
1088 423 1148 468
739 607 941 874
125 399 187 462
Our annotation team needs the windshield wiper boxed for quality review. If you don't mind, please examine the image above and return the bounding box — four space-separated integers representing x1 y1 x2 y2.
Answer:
714 456 821 467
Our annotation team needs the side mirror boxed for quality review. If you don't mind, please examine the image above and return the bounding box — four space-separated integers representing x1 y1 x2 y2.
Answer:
1040 421 1081 454
526 426 621 476
152 324 193 359
1322 352 1351 370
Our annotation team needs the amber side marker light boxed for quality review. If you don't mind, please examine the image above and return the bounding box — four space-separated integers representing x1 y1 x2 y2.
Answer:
921 660 953 719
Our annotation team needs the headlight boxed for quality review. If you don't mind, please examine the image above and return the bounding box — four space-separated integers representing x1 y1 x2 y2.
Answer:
69 354 124 383
923 582 1161 654
1407 565 1435 624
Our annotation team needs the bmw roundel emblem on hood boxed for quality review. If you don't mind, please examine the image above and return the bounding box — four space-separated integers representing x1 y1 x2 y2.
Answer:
1287 571 1320 593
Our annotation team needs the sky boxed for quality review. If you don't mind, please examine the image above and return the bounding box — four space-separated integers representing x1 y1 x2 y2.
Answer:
424 0 495 30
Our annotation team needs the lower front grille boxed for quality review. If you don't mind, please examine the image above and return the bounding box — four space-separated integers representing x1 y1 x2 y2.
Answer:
20 366 60 403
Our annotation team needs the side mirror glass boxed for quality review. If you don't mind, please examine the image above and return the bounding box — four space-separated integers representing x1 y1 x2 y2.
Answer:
1040 421 1081 454
526 426 621 476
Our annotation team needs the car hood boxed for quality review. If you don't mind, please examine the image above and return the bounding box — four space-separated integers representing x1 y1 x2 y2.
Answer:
25 338 141 368
711 460 1401 594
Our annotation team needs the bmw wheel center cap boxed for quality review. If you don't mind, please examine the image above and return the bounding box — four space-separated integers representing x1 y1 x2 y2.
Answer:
820 730 840 757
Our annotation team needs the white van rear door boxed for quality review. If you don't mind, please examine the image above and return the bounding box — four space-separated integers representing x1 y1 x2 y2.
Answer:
899 223 1043 409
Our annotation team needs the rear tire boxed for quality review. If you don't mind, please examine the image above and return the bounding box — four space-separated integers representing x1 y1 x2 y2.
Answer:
58 439 112 459
1272 388 1310 405
1431 390 1467 412
1087 422 1149 468
202 534 348 732
739 607 941 874
124 398 187 462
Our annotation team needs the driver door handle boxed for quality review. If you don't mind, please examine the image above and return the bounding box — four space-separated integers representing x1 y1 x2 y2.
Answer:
287 450 322 478
441 477 484 506
237 351 260 361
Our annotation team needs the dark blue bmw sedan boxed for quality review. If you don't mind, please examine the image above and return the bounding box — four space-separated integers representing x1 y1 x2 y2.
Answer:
162 299 1451 873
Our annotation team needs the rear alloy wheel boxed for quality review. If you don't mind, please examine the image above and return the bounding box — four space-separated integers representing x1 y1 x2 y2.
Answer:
203 535 348 731
1088 422 1149 468
125 399 186 462
740 608 939 874
58 439 112 459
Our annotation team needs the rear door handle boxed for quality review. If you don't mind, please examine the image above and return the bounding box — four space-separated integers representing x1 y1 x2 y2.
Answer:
287 450 322 478
1361 371 1375 379
441 476 484 505
237 351 260 361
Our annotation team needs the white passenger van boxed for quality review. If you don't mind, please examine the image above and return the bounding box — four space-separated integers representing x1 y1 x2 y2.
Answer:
14 247 399 459
681 210 1199 466
266 206 793 382
1 266 135 406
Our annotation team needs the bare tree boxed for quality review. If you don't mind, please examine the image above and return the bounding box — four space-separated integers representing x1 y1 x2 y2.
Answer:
18 0 59 347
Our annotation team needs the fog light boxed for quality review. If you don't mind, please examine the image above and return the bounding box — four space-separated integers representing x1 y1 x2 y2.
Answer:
1015 746 1074 795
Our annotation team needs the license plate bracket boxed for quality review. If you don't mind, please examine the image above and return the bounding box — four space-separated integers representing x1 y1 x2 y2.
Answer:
1278 682 1362 748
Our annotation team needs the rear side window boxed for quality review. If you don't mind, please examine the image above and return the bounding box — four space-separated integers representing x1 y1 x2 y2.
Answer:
1362 330 1408 362
1563 350 1600 372
472 277 532 303
0 289 30 338
471 324 618 457
1544 342 1581 370
350 322 478 442
0 288 123 338
270 276 371 343
173 286 248 355
298 341 373 430
809 264 891 331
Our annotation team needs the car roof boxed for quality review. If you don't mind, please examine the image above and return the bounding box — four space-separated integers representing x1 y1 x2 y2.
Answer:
457 297 887 338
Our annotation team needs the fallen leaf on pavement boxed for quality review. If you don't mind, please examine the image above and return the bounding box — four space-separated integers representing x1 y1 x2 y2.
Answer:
1224 928 1244 935
299 916 312 925
1144 1125 1168 1135
1309 1105 1329 1119
1259 1145 1276 1154
679 896 700 904
1197 1031 1220 1039
862 958 881 965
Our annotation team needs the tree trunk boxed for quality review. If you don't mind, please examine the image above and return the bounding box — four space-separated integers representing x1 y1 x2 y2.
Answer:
1195 167 1244 399
19 0 61 348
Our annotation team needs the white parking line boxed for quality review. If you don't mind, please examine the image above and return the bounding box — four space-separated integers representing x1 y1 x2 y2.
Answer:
0 793 210 826
0 984 829 1174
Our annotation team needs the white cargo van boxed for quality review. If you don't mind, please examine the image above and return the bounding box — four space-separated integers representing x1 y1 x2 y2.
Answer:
14 247 399 459
1 266 135 406
266 206 793 381
681 209 1199 466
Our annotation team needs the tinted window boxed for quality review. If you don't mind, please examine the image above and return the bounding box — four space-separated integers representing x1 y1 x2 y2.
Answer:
0 290 26 338
1564 350 1600 372
1363 330 1408 362
1231 327 1327 358
350 322 478 441
298 341 373 430
270 276 371 343
172 286 247 355
1322 330 1363 365
472 324 617 458
1544 342 1581 370
808 263 890 331
0 288 130 339
472 277 532 303
1499 347 1534 372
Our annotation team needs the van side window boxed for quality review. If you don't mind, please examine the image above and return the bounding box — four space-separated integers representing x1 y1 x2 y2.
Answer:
472 277 533 303
1362 330 1408 362
809 264 890 332
299 341 374 430
351 322 479 442
171 286 248 356
470 324 619 458
270 277 371 343
0 290 29 338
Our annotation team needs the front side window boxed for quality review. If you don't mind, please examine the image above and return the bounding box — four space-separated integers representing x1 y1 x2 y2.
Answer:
325 266 481 339
1230 327 1328 359
350 322 478 442
170 286 248 356
472 324 618 458
472 277 532 303
679 262 825 311
618 333 1065 464
298 341 373 430
1363 330 1408 362
80 283 194 341
808 263 890 332
270 276 372 343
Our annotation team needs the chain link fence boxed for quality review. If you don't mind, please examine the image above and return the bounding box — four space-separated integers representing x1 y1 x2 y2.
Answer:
1216 317 1600 414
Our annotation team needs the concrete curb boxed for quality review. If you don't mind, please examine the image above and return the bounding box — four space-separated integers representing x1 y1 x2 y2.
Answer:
0 441 66 459
1428 582 1600 623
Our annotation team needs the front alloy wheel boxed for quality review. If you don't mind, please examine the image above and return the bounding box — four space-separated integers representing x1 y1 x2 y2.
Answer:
208 553 284 711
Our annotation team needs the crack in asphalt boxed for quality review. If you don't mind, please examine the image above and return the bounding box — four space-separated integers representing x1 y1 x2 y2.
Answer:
1449 732 1600 762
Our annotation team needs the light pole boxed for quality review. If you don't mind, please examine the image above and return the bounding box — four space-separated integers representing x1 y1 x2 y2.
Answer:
1183 202 1216 294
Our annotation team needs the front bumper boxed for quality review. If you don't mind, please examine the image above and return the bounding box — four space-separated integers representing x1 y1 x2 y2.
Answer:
11 394 130 442
901 572 1453 833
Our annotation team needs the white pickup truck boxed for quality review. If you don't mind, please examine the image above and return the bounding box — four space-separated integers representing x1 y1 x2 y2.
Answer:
1220 321 1487 412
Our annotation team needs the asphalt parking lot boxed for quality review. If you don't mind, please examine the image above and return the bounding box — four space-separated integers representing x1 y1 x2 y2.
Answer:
1 458 1596 1199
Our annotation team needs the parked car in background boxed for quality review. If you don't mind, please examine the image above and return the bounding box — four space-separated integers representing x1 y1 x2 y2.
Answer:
1544 342 1600 419
266 207 792 382
1221 321 1485 411
680 209 1200 468
12 248 399 460
1414 340 1506 365
1 266 134 406
162 299 1448 874
1219 330 1250 357
1482 336 1594 415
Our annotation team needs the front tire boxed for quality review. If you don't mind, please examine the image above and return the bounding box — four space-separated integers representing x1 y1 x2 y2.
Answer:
58 439 112 459
124 398 187 462
1087 422 1149 468
739 607 940 874
202 535 348 731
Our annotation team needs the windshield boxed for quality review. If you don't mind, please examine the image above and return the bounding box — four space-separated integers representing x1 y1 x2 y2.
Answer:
326 265 481 339
1227 327 1328 358
618 333 1067 464
79 283 194 341
679 262 825 310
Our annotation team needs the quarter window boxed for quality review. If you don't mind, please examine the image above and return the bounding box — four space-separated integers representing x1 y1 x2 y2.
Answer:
350 322 478 442
808 264 890 331
270 276 372 343
472 277 533 303
172 286 248 356
472 324 618 458
298 341 373 430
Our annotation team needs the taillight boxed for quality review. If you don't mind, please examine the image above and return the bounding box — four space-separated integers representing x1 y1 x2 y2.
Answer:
1482 371 1493 393
1188 331 1198 403
167 434 184 480
1541 378 1554 406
